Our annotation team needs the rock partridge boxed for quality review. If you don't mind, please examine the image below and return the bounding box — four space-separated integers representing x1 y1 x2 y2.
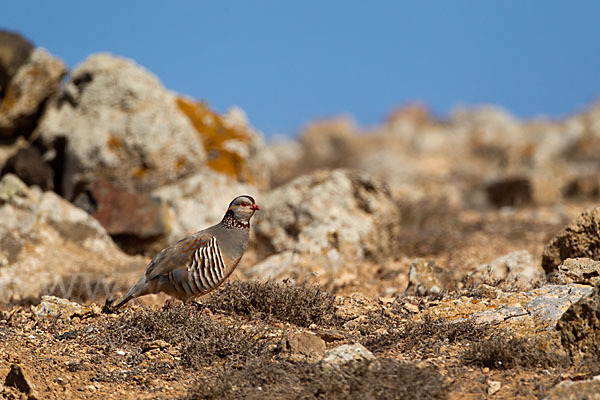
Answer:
111 195 260 309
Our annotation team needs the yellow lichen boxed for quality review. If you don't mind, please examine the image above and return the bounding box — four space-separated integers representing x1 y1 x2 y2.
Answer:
176 97 254 182
131 166 147 179
1 86 19 112
107 134 124 151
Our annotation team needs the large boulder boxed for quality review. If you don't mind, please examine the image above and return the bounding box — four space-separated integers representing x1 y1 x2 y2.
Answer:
250 169 400 277
542 206 600 273
74 178 173 239
0 174 144 302
35 53 206 198
176 99 270 188
0 48 67 137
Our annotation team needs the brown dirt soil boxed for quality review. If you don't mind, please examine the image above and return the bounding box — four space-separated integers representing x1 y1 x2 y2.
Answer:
0 202 598 399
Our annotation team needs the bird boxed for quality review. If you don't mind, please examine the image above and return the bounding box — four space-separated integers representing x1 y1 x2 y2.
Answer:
111 195 260 310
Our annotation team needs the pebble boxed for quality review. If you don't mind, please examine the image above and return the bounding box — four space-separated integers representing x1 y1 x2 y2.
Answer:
488 380 501 395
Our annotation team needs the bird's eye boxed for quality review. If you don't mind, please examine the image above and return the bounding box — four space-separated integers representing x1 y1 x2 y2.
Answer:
240 202 248 207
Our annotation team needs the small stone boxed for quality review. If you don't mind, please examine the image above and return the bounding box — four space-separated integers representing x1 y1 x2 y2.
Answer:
320 343 376 370
31 296 98 320
284 331 326 359
487 380 501 395
5 363 37 399
115 350 126 356
144 339 171 351
404 303 420 313
405 258 448 296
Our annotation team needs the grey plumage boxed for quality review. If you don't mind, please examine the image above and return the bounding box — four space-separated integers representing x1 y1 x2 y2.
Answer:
112 195 259 309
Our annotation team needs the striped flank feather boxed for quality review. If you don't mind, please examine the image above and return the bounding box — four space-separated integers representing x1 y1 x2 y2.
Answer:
169 237 226 296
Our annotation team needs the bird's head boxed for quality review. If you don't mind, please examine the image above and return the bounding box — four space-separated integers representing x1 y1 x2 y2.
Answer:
227 195 260 223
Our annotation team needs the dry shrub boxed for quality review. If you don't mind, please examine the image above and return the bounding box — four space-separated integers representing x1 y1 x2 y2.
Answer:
86 304 272 371
203 280 340 328
186 357 446 400
462 336 569 370
396 198 469 256
363 314 491 355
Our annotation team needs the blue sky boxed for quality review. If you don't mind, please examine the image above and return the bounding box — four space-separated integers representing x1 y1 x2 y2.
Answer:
4 1 600 137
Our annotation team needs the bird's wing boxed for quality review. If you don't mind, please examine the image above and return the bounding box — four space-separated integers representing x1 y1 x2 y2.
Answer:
144 233 214 281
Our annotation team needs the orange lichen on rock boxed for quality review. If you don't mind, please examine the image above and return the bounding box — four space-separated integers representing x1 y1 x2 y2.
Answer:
107 134 123 151
176 97 254 182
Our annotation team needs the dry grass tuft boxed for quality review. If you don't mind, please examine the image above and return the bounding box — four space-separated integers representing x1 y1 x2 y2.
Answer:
186 356 447 400
363 314 492 355
462 336 569 370
202 279 340 328
85 304 272 371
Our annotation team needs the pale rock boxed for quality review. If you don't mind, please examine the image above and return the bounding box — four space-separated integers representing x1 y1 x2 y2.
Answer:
32 296 99 320
553 258 600 286
0 174 144 301
253 169 400 273
35 53 205 198
320 343 375 370
544 378 600 400
487 380 501 395
0 48 67 137
464 250 544 292
405 258 447 296
543 206 600 273
427 284 592 331
222 106 271 187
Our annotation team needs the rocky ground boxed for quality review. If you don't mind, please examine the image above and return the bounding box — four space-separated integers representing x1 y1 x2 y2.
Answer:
2 30 600 399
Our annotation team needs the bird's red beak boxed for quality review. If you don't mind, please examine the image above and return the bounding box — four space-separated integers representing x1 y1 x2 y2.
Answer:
251 203 260 211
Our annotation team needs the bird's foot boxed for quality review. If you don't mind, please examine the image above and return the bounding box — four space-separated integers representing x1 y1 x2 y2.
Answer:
188 301 213 317
162 297 182 310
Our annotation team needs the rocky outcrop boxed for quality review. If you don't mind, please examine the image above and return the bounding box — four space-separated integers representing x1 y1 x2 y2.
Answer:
464 250 544 292
252 169 400 275
0 174 144 302
544 378 600 400
542 206 600 273
36 53 205 198
0 48 67 137
557 284 600 356
553 258 600 286
176 99 270 188
427 284 592 331
74 179 172 240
